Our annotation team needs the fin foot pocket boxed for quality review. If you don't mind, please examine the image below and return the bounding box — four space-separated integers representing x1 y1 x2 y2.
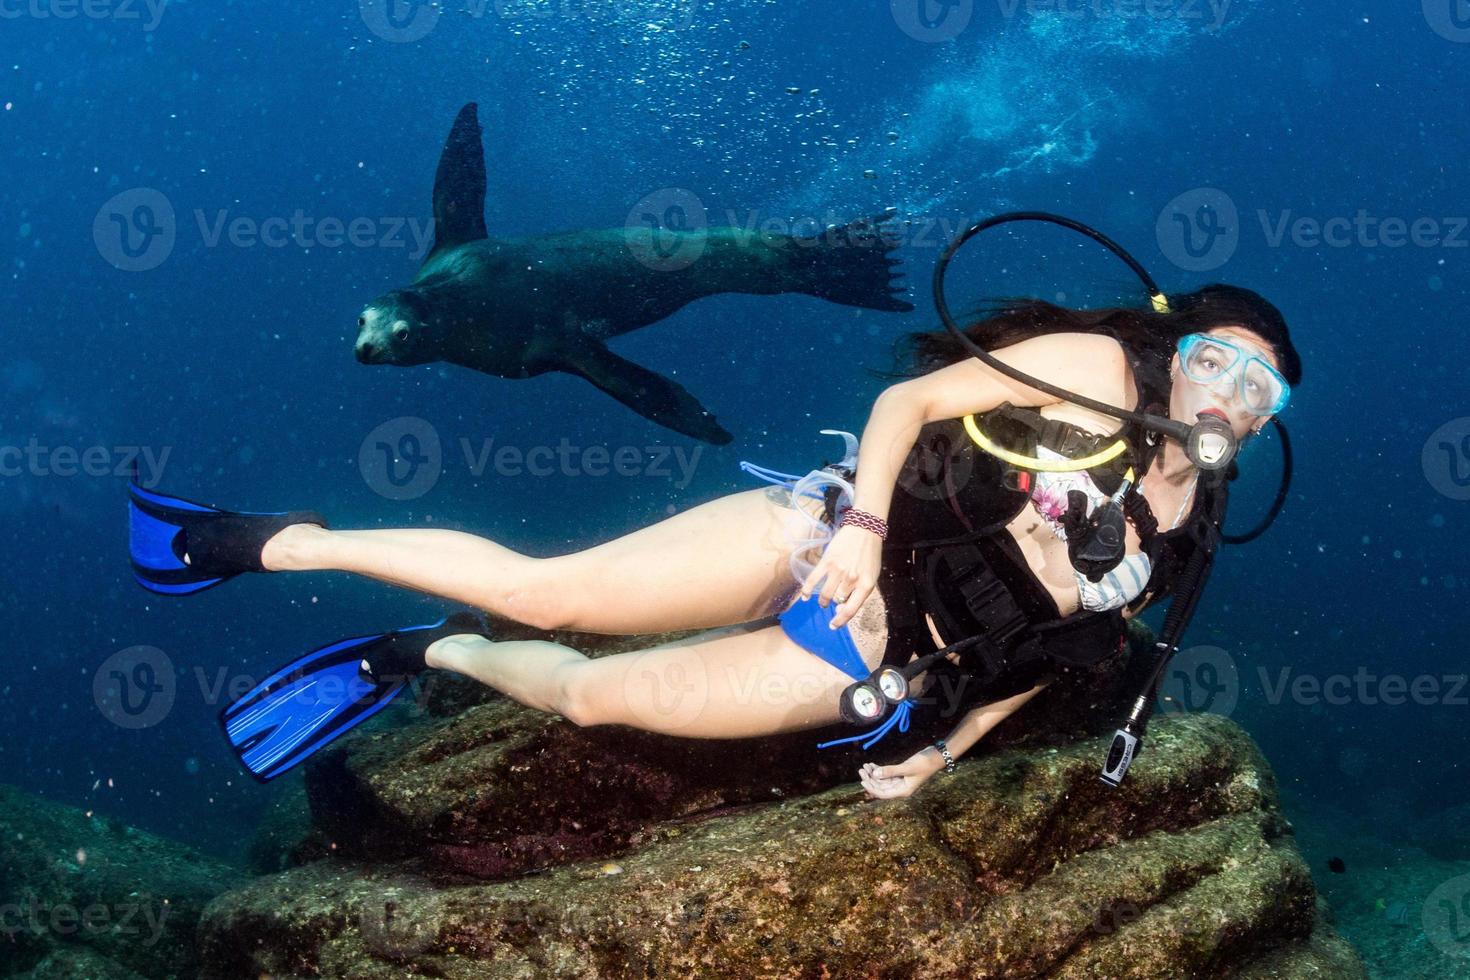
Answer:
128 478 327 596
221 610 491 781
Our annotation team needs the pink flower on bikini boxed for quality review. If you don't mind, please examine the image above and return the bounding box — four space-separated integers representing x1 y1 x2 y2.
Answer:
1029 484 1064 521
1029 474 1088 523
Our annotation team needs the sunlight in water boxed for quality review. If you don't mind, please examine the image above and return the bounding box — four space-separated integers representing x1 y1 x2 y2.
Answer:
787 2 1254 216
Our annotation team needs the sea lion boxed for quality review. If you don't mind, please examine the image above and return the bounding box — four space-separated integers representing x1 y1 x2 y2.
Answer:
356 102 913 444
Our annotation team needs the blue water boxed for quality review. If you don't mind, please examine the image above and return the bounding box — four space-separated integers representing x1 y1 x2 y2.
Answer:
3 4 1468 974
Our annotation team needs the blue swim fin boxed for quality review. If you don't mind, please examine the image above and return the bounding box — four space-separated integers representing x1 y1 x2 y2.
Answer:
128 474 325 596
220 612 487 782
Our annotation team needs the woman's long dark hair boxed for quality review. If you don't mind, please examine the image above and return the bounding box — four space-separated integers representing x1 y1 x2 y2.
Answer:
886 283 1303 391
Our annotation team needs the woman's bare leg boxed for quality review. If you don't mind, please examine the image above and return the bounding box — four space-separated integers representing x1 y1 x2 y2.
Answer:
262 487 819 635
426 615 881 738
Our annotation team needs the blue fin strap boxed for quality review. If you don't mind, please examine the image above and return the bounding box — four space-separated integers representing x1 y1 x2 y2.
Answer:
737 461 804 486
738 461 827 500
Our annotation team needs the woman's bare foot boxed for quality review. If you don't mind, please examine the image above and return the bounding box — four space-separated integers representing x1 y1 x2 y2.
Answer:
259 522 331 572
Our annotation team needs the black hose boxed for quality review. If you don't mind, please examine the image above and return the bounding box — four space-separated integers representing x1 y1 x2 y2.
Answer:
1221 417 1293 544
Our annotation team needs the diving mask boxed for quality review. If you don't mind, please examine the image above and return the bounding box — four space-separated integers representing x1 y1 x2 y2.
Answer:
1177 333 1290 417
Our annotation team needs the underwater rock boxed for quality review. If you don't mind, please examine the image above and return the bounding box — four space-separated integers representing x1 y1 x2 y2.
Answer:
0 783 247 979
286 618 1150 880
244 777 327 875
198 713 1366 978
297 692 866 879
19 945 149 980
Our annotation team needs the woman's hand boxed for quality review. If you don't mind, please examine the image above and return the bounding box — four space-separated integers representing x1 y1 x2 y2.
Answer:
799 524 883 630
859 749 944 800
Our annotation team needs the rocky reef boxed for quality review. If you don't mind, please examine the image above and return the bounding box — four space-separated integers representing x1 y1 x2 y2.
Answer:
0 784 245 979
195 620 1367 980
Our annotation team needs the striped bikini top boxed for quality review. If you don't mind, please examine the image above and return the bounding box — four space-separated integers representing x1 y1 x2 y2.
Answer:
1027 446 1199 612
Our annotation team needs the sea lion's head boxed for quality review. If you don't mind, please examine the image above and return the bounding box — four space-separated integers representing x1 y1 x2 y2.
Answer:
356 289 435 366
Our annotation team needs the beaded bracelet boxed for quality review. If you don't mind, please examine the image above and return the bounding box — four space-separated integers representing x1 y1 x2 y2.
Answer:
838 507 889 541
934 739 957 775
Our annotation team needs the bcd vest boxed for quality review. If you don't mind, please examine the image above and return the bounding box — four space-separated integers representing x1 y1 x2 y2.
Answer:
873 331 1223 682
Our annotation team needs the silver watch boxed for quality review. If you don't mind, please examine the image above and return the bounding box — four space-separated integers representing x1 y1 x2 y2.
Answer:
934 739 957 775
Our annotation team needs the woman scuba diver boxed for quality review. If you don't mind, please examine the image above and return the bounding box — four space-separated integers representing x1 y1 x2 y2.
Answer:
128 215 1301 795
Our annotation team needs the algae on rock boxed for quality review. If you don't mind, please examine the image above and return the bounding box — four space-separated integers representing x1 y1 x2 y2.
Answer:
201 713 1366 979
0 784 247 979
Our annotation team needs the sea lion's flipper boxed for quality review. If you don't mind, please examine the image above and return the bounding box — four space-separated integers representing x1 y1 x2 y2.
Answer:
790 208 914 312
428 102 489 261
556 337 733 445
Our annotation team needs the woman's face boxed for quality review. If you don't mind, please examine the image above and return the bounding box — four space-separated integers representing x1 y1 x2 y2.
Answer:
1168 325 1285 442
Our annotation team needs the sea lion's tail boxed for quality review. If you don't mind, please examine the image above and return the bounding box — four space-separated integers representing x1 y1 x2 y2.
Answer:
789 208 913 313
